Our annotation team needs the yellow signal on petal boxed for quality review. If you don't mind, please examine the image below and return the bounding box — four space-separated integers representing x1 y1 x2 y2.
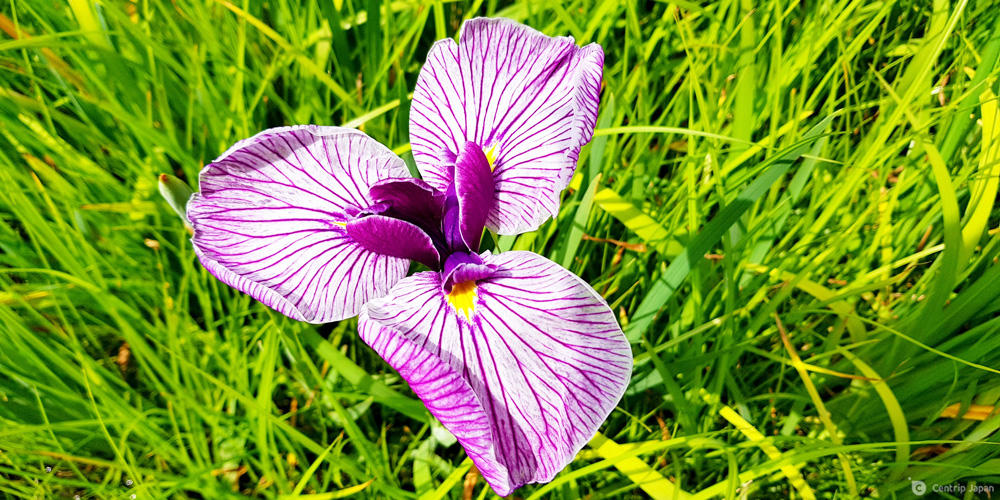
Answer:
446 281 478 321
484 143 499 171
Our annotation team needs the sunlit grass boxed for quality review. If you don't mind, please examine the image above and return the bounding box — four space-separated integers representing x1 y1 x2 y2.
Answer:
2 0 1000 498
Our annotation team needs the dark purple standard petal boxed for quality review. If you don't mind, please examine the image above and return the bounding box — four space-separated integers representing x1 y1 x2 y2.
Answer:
453 142 494 251
346 215 441 269
441 252 496 292
187 126 410 323
410 18 604 235
368 177 446 229
358 251 632 496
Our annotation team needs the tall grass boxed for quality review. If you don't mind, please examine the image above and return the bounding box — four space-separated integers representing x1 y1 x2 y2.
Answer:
2 0 999 498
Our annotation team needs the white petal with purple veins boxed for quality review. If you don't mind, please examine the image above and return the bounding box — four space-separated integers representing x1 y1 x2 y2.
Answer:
358 251 631 495
410 18 604 235
188 125 410 323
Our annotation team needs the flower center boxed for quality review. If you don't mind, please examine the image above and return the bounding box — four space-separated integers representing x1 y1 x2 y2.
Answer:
446 280 478 321
483 143 499 171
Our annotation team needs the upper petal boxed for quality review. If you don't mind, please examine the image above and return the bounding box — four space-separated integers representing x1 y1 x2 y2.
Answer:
358 251 631 495
409 18 604 235
188 125 410 323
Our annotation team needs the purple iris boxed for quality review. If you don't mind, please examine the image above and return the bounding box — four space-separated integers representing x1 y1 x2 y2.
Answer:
186 18 631 495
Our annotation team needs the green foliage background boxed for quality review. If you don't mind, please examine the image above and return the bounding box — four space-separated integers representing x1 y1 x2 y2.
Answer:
2 0 1000 498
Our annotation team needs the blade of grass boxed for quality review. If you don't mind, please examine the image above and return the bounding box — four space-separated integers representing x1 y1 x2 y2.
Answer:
624 115 835 343
588 432 692 500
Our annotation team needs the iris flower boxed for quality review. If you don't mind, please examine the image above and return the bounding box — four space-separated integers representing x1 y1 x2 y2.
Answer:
186 18 632 495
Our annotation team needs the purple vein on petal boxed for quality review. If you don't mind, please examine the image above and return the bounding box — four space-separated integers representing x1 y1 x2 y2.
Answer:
188 125 411 323
358 251 631 496
409 18 605 236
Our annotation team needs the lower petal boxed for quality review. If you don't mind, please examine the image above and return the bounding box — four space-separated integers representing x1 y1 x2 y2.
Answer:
358 251 632 495
358 307 511 493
